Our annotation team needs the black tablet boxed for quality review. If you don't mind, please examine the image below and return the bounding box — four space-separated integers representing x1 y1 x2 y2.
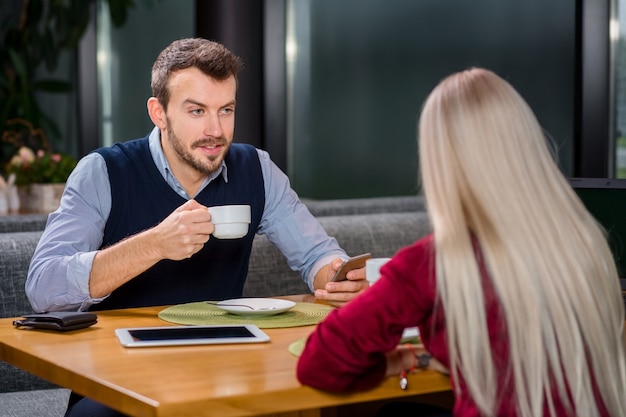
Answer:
115 324 270 347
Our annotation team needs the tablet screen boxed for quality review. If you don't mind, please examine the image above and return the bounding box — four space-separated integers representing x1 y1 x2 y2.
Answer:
130 326 254 340
115 325 270 347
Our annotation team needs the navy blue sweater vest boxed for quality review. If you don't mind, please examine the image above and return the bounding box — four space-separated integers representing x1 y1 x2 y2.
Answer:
91 136 265 310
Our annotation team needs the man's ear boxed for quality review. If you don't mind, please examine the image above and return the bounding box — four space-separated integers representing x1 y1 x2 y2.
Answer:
147 97 166 129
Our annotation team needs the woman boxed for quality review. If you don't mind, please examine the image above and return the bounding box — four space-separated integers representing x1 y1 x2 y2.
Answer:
297 68 626 417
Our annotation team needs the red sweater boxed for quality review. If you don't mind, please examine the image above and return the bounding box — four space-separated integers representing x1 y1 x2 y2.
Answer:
296 234 609 416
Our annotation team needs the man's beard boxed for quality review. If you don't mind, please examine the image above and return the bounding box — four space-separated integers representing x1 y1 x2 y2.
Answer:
166 122 229 175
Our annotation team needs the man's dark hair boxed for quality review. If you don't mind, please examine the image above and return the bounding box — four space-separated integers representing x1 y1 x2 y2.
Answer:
151 38 243 109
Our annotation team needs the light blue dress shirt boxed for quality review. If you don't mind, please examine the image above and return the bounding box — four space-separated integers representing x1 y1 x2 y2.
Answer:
25 127 346 312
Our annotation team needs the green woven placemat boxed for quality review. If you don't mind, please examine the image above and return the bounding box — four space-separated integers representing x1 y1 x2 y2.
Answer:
158 301 334 328
288 337 307 357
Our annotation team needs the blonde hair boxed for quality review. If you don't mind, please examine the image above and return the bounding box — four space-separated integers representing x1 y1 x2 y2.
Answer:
418 68 626 417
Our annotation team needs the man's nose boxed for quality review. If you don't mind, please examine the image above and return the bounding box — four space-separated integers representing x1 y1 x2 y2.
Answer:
203 113 223 138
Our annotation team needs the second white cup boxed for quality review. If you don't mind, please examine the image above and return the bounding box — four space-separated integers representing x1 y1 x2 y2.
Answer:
207 205 251 239
366 257 392 285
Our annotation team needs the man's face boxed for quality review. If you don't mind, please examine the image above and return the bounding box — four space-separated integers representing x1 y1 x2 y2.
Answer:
161 67 236 175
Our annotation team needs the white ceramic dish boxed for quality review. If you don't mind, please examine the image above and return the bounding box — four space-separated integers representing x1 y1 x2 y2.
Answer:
214 298 296 317
212 222 249 239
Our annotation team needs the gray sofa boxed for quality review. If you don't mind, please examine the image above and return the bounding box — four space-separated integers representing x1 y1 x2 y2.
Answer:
0 196 430 416
0 213 48 233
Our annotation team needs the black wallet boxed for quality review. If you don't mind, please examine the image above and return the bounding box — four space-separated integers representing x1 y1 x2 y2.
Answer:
13 312 97 332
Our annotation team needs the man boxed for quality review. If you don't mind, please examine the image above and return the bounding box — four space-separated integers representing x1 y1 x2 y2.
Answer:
25 38 367 417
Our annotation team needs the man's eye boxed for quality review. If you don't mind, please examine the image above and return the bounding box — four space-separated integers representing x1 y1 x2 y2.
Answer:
191 109 203 115
221 108 234 115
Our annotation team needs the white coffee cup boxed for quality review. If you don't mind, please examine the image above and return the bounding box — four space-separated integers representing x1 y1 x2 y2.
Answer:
207 205 251 239
366 257 392 284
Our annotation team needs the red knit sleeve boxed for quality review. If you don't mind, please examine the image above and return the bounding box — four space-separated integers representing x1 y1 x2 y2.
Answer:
296 235 437 392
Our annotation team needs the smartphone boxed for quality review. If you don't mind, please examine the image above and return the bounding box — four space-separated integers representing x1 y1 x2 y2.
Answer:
330 253 372 282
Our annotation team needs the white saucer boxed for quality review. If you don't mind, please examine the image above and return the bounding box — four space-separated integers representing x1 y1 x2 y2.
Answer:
400 326 420 342
215 298 296 317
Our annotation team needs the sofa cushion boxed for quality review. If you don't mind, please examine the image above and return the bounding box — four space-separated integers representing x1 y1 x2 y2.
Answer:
317 211 431 258
0 388 70 417
244 233 308 297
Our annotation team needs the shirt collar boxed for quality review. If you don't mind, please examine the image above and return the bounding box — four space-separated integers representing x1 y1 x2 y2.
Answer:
148 126 229 198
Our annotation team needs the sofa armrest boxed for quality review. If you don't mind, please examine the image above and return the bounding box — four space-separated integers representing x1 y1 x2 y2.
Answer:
0 231 59 393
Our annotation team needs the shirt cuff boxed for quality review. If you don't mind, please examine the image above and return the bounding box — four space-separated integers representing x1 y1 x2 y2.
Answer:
69 251 109 308
307 254 348 291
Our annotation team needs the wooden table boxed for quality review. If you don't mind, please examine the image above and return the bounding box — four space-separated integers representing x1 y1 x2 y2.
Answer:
0 295 452 417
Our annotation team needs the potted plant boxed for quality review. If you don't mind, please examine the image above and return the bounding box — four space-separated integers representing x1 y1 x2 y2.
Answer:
2 118 77 212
